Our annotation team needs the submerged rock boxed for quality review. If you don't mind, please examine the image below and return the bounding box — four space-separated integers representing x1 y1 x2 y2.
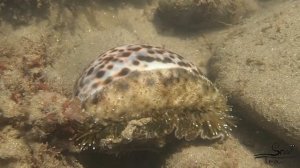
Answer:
163 137 270 168
209 0 300 150
156 0 257 29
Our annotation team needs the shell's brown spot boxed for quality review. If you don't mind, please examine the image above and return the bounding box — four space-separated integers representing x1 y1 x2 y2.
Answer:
141 45 153 49
129 47 142 51
98 60 104 64
121 52 131 57
87 67 94 76
170 55 175 59
118 49 124 52
156 57 162 62
97 54 106 60
92 82 100 89
137 55 155 62
103 56 114 62
178 61 189 67
168 51 175 54
99 64 105 69
110 49 118 53
118 68 130 76
177 55 184 60
112 58 119 62
162 57 173 63
103 77 113 85
96 71 105 78
147 49 155 54
132 60 140 65
107 64 113 69
155 49 165 54
186 63 192 67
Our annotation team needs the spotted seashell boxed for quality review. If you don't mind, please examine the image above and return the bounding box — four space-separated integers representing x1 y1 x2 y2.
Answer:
72 44 235 152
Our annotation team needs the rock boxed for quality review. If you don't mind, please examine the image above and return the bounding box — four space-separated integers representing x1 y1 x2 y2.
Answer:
164 137 300 168
209 1 300 150
0 126 32 168
156 0 257 29
163 138 270 168
0 90 23 120
26 91 67 124
24 91 71 142
0 126 83 168
164 119 300 168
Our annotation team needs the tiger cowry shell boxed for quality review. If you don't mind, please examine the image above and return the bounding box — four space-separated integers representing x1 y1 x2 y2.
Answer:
72 44 235 152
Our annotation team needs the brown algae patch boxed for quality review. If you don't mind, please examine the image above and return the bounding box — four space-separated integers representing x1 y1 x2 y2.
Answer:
68 44 236 152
